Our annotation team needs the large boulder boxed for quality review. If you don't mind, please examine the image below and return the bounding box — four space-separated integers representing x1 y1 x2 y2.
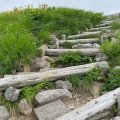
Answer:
18 99 32 115
35 89 72 105
4 86 21 102
0 106 9 120
34 100 70 120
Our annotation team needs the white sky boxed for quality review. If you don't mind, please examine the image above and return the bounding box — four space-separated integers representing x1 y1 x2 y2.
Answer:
0 0 120 15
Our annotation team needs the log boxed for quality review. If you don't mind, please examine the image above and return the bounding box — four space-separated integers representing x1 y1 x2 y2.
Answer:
59 38 100 45
0 61 109 91
96 22 111 27
67 31 101 39
45 49 100 56
89 26 111 31
55 87 120 120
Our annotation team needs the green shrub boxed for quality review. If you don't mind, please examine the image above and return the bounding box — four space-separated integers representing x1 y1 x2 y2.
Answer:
59 51 94 66
111 22 120 30
0 32 37 74
101 69 120 92
100 39 120 67
63 41 73 48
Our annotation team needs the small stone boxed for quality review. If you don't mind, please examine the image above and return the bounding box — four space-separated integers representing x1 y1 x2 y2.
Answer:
31 58 50 71
18 99 32 115
35 89 72 105
4 86 21 102
42 56 53 62
114 66 120 70
92 43 100 48
111 37 118 44
34 100 70 120
95 53 108 62
90 81 104 98
0 106 10 120
56 80 72 90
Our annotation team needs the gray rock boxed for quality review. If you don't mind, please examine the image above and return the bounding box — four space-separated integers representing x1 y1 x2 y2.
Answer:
0 106 10 120
18 99 32 115
114 66 120 70
93 43 100 48
95 53 108 62
35 89 72 105
32 58 50 71
90 81 104 98
111 37 118 44
114 116 120 120
4 86 21 102
34 100 70 120
56 80 72 90
42 56 53 62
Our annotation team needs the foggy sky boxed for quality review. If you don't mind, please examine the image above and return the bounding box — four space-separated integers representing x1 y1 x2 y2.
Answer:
0 0 120 15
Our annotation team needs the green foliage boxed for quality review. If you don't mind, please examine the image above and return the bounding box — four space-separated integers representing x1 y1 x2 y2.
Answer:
64 68 103 91
100 39 120 67
59 51 94 66
101 69 120 92
37 30 51 46
31 7 104 38
63 41 73 48
20 81 55 103
111 21 120 30
0 32 37 74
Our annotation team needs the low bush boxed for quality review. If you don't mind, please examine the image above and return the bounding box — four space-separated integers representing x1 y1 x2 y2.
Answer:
63 41 73 48
111 21 120 30
100 38 120 67
101 69 120 92
59 51 94 66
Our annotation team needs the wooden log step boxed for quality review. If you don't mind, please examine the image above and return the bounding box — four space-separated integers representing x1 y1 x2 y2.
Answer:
45 49 100 56
55 87 120 120
59 38 100 45
96 22 112 27
67 31 101 39
89 26 111 31
0 61 109 91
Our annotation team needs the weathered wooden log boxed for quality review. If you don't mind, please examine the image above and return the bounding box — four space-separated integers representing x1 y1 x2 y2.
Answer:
59 38 100 45
96 22 111 27
89 26 111 31
55 87 120 120
0 61 109 91
45 49 100 56
67 31 101 39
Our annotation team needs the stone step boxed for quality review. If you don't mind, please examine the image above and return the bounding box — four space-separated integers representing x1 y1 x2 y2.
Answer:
35 89 72 105
34 100 71 120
